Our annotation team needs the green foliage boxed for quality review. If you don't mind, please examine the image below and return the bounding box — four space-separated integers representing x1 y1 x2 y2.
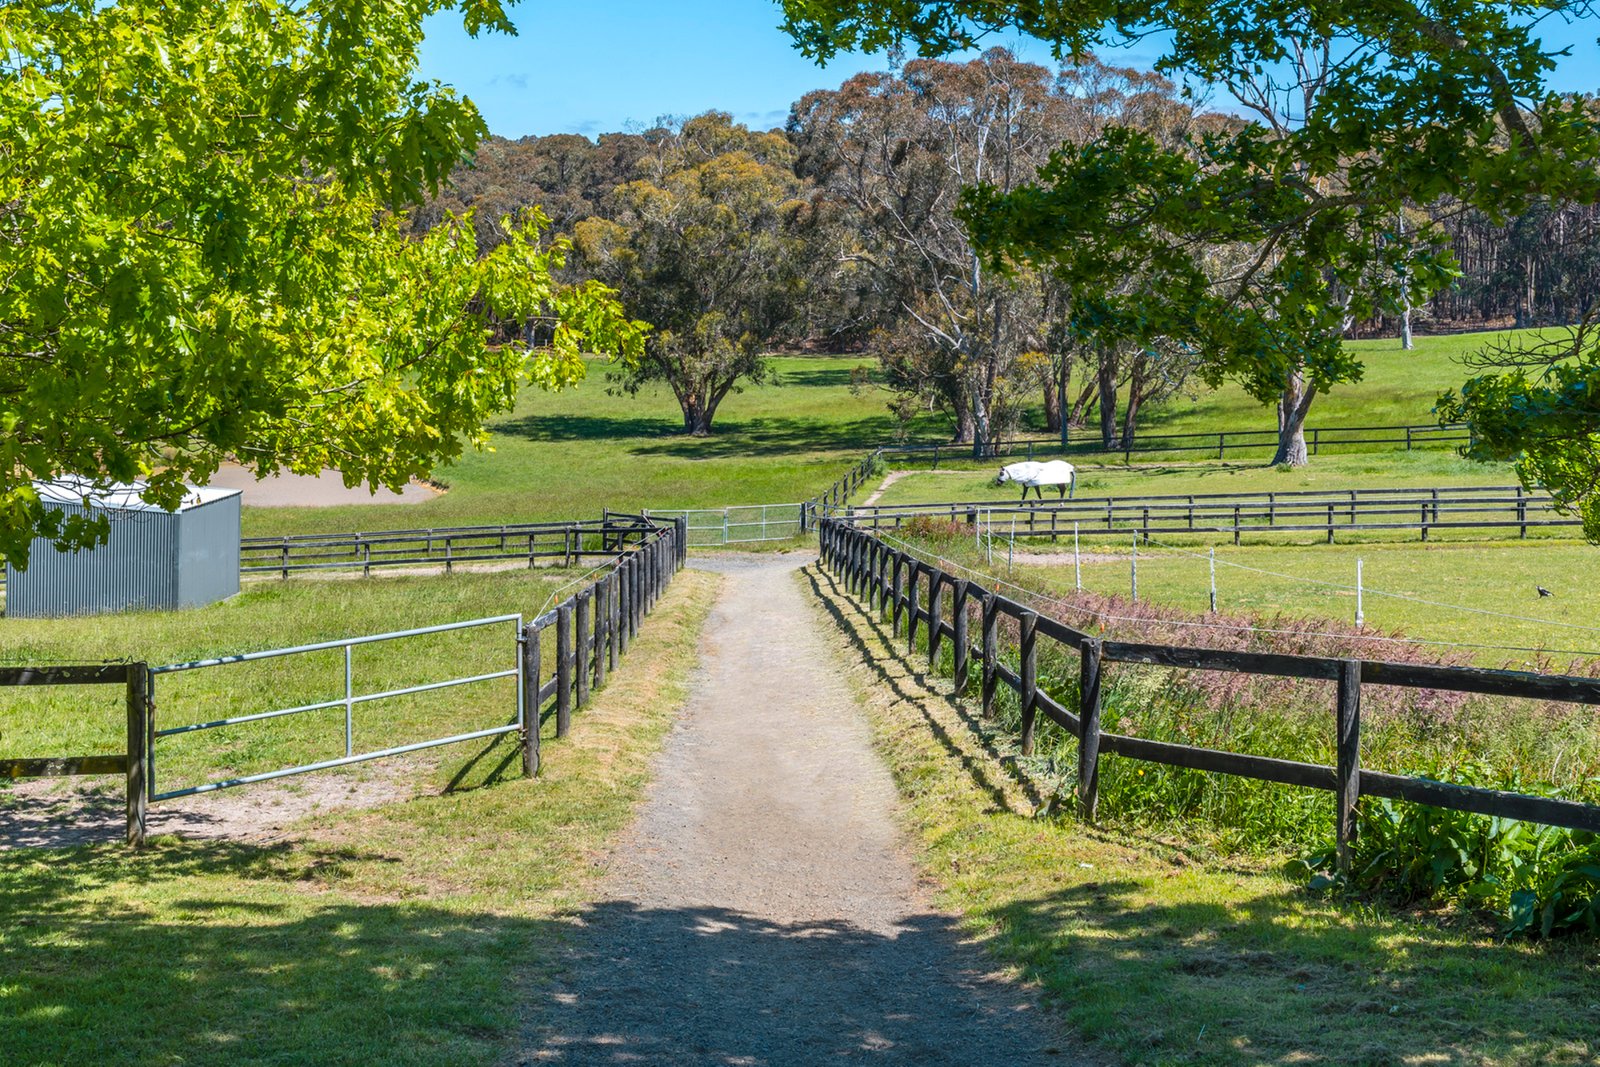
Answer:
573 113 809 435
0 0 643 566
1304 766 1600 938
780 0 1600 464
1439 320 1600 543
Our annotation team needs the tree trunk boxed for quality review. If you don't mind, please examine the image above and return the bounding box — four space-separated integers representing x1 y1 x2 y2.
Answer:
1270 368 1317 466
1096 348 1119 450
681 392 713 436
1068 379 1097 429
1400 306 1413 350
953 400 976 445
1057 352 1071 447
970 381 994 460
1043 377 1061 434
1120 354 1148 448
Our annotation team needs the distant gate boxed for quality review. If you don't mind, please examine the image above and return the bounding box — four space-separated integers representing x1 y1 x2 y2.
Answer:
645 503 809 546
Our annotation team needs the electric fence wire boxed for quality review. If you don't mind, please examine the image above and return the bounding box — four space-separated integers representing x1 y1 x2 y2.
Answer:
1133 532 1600 638
869 528 1600 663
534 543 636 620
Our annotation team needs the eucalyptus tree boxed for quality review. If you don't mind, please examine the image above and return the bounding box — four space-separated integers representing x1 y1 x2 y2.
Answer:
571 113 810 435
789 49 1070 454
0 0 643 565
779 0 1600 466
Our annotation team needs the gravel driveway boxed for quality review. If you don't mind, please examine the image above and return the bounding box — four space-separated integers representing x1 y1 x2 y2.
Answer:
523 553 1069 1064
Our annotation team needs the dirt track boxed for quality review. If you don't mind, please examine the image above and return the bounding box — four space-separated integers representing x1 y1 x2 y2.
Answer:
525 553 1067 1064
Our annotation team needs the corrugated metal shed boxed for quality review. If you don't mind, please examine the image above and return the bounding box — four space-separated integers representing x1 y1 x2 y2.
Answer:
5 480 243 618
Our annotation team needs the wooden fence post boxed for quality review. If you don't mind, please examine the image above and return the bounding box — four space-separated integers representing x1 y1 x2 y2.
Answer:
884 550 898 617
927 570 944 670
1019 611 1039 755
905 561 921 647
556 603 573 738
951 580 971 693
615 564 629 656
1079 638 1103 821
630 556 642 639
607 573 620 671
1336 658 1362 876
981 592 999 718
575 590 591 708
126 664 148 847
595 578 611 687
522 624 541 776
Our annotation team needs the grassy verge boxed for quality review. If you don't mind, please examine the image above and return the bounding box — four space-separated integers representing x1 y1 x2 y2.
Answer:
0 568 721 1067
803 562 1600 1066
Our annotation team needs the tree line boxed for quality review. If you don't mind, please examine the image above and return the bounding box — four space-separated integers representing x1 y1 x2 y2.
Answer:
418 50 1600 461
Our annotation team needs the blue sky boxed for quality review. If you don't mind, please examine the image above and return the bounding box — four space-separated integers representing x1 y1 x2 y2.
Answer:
417 1 1600 139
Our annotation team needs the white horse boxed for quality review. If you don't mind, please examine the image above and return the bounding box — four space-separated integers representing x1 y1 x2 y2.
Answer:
996 459 1076 502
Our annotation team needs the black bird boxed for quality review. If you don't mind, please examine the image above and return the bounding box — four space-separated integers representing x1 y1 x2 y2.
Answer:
1537 585 1554 598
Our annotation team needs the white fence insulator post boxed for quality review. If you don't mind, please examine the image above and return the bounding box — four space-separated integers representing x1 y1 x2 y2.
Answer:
1131 533 1139 603
1209 546 1217 614
1356 558 1365 629
1074 523 1082 591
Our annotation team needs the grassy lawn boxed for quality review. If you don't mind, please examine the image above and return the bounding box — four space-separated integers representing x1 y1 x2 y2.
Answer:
0 568 721 1067
239 354 921 540
881 523 1600 662
806 562 1600 1067
234 329 1533 541
1010 331 1518 440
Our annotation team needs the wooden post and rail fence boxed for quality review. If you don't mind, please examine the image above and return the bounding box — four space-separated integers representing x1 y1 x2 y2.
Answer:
819 518 1600 875
808 422 1476 517
846 484 1571 543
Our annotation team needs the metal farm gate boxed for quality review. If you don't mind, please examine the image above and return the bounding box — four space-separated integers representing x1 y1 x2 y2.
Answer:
645 504 809 546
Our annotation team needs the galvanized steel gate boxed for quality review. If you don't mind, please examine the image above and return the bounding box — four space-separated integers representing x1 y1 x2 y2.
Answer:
144 614 527 803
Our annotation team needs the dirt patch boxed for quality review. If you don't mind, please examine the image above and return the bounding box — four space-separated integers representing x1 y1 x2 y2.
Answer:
523 554 1071 1064
208 463 438 507
0 761 419 849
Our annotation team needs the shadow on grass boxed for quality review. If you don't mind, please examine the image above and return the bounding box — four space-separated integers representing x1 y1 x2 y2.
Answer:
987 877 1598 1065
0 838 542 1066
494 411 912 460
802 563 1045 815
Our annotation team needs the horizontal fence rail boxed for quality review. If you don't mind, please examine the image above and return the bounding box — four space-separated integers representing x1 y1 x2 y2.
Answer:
239 512 657 578
809 422 1474 515
818 518 1600 875
847 485 1573 543
147 614 527 802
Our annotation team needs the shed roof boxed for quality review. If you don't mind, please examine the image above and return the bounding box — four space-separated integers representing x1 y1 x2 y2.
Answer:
35 477 242 513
